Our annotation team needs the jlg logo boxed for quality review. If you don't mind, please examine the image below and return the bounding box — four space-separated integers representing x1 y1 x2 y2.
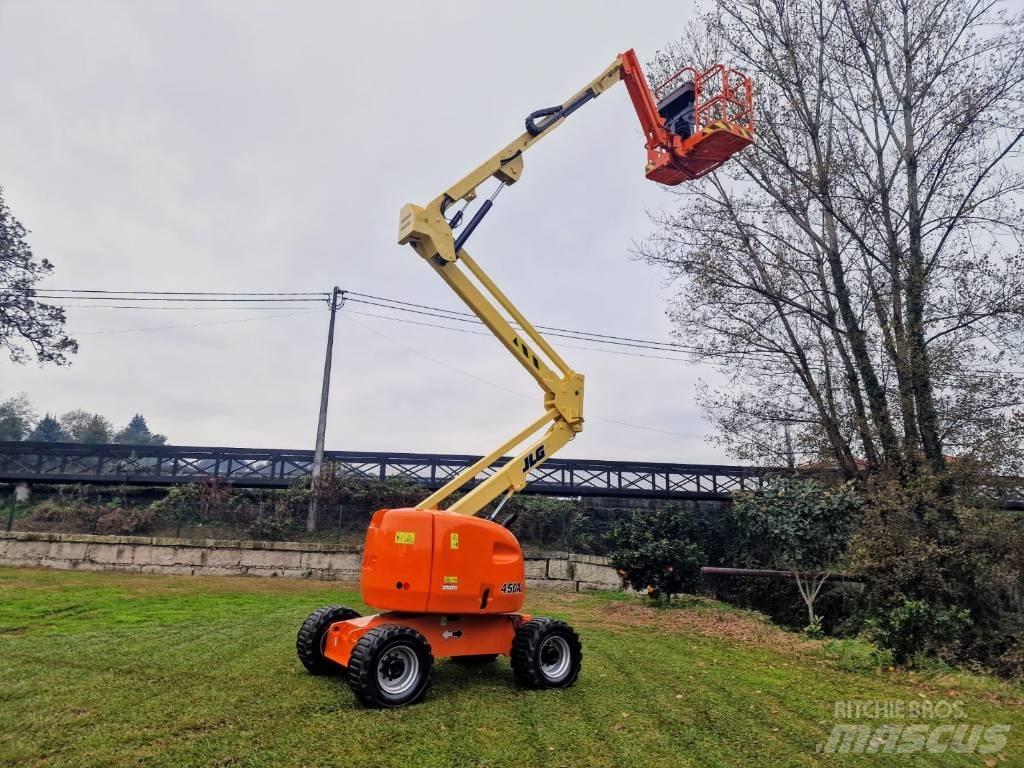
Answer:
522 444 546 473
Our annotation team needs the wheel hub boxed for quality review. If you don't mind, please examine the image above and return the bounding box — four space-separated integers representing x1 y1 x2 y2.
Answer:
539 635 572 682
381 653 406 680
376 644 420 696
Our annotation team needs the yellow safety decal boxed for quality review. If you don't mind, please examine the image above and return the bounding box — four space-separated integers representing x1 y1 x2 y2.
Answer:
394 531 416 545
450 532 459 550
443 576 458 584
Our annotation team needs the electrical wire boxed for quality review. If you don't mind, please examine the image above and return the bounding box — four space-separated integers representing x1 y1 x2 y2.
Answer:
44 289 329 297
344 307 714 363
344 295 1024 377
77 308 328 336
36 295 327 303
33 286 771 357
343 296 784 360
340 311 709 441
26 285 1024 376
341 308 817 381
345 292 781 357
53 303 326 311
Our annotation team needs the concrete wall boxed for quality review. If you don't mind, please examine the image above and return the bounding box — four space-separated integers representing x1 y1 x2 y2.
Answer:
0 531 620 591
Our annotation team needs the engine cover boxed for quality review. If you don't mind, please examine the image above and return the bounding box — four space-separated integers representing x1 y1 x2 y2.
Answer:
360 507 527 614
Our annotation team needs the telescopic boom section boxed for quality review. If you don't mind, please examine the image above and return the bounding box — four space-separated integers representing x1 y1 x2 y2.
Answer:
397 49 754 517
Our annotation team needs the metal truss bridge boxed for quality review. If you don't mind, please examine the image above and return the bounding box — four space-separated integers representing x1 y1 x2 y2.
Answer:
1 442 1021 508
0 441 769 502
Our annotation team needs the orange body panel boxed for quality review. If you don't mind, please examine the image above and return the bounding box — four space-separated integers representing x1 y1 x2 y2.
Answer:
325 507 531 667
360 508 526 615
323 611 531 667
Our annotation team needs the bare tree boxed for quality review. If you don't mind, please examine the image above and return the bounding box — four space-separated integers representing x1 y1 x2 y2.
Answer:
640 0 1024 479
0 187 77 366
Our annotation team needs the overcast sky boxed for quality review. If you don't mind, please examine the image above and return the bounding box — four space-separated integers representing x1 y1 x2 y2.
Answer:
0 0 739 463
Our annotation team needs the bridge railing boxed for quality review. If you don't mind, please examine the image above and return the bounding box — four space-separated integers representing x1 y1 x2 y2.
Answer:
0 441 774 501
1 441 1021 509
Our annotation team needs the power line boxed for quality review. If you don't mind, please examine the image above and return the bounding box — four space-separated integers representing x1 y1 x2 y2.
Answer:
343 296 784 360
49 303 327 311
343 308 699 363
42 292 773 367
340 311 709 441
36 294 327 303
44 289 329 297
344 294 1024 377
343 307 825 377
35 285 768 357
78 308 328 336
30 285 1024 376
346 291 780 357
352 301 1024 378
344 296 699 354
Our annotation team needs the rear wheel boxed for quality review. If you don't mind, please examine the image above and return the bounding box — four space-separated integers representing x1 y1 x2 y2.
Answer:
296 605 360 675
510 618 582 689
347 625 433 708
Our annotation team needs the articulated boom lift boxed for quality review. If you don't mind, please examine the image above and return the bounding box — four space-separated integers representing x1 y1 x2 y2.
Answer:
298 50 754 708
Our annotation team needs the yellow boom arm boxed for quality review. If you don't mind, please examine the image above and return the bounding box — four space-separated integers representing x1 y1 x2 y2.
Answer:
397 49 754 517
397 57 628 519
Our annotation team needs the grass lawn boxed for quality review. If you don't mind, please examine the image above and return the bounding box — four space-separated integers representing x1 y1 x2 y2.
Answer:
1 567 1021 767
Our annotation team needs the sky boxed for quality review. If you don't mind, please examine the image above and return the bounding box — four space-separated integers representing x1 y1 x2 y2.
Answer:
0 0 734 463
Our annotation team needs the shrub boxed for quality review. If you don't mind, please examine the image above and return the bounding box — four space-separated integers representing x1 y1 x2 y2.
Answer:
286 465 424 516
868 599 972 665
22 499 102 533
20 498 155 536
94 505 155 535
23 499 72 524
245 499 296 541
849 474 1023 670
804 615 825 639
607 506 705 599
147 479 234 525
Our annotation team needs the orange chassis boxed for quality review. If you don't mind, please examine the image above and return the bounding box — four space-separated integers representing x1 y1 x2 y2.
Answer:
324 611 532 668
324 507 532 666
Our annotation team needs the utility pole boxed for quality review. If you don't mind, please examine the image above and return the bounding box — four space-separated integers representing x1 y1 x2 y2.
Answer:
307 286 343 532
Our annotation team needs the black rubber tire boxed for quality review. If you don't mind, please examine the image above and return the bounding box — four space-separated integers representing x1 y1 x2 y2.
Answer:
347 625 433 708
450 653 500 666
296 605 361 676
510 618 582 689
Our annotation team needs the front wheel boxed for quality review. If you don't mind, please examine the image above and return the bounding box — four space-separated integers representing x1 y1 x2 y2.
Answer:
296 605 360 675
347 625 434 708
510 618 582 689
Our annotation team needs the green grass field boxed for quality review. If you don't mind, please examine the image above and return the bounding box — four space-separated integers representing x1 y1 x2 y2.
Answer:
1 567 1021 767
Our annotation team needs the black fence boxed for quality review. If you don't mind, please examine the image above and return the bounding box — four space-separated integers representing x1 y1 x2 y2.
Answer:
0 441 774 501
2 443 1021 551
0 478 701 555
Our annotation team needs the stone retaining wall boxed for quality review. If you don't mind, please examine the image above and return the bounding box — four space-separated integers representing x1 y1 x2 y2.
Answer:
0 531 620 591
